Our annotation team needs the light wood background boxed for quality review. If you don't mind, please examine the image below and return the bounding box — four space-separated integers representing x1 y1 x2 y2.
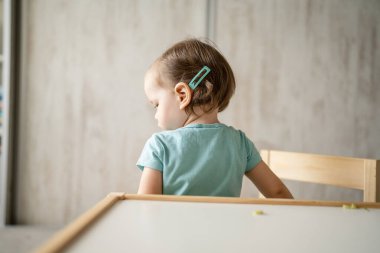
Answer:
16 0 380 225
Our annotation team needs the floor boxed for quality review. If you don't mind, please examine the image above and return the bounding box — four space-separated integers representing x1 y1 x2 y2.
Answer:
0 226 60 253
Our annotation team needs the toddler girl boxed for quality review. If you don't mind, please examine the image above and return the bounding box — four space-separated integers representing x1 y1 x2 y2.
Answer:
137 38 292 198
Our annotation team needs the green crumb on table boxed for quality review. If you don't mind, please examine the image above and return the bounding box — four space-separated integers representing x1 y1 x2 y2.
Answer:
252 210 264 215
342 203 358 209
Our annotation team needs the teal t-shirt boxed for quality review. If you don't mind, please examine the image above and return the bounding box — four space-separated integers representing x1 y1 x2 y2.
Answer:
136 123 261 197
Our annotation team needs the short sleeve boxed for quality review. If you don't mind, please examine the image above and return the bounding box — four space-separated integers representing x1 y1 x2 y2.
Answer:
243 134 262 172
136 134 164 172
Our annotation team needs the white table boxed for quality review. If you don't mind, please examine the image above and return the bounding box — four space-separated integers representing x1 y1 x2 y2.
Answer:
35 193 380 253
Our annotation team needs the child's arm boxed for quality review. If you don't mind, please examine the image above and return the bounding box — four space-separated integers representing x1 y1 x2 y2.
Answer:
137 167 163 194
245 161 293 199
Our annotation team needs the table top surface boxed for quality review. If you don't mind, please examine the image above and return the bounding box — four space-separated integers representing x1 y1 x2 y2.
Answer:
62 195 380 253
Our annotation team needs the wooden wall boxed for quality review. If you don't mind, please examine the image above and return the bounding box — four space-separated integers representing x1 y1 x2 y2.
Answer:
16 0 380 225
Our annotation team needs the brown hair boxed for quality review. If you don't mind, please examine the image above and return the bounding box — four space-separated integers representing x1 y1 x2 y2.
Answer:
157 38 235 114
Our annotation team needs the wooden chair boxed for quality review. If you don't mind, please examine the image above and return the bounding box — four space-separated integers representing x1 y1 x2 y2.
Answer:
260 150 380 202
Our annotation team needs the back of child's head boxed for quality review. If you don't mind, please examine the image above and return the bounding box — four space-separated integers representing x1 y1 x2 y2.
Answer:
157 38 236 114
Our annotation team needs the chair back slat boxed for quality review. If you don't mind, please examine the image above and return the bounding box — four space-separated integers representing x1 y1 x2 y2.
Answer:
260 150 379 202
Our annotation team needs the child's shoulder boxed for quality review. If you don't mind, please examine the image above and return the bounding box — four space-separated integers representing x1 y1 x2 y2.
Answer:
148 129 182 144
217 123 249 137
219 125 255 146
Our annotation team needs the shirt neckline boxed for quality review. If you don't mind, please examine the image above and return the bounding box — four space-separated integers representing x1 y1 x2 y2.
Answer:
183 123 227 129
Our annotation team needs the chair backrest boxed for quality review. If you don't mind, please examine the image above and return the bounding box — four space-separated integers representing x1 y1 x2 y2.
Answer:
260 150 380 202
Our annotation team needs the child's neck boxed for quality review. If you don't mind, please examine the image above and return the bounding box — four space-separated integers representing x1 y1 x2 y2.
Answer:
183 108 220 126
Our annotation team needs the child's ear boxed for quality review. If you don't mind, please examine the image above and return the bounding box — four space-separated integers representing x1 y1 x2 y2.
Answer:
174 82 192 110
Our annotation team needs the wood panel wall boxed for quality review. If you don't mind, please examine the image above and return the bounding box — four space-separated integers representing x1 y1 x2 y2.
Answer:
16 0 380 225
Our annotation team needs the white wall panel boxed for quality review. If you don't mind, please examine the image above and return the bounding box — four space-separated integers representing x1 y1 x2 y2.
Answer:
216 0 380 199
17 0 207 225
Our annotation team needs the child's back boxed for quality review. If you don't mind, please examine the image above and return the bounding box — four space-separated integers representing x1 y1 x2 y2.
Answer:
137 123 261 196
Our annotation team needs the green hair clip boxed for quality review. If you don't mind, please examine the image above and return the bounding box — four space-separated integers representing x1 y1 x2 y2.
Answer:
188 66 211 90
